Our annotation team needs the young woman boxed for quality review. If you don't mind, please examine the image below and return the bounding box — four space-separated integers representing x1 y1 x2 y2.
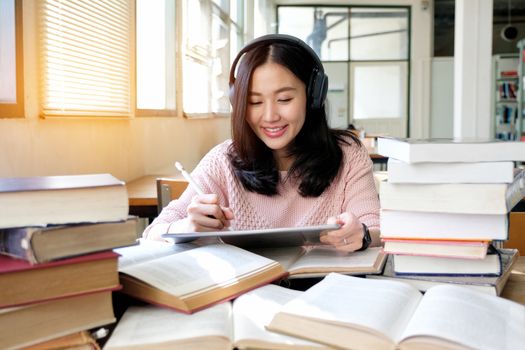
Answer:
144 34 380 252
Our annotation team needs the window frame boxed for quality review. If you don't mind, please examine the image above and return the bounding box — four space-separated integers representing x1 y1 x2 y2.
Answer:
0 0 24 118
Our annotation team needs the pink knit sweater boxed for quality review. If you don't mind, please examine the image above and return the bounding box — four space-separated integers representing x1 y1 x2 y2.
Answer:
150 139 380 231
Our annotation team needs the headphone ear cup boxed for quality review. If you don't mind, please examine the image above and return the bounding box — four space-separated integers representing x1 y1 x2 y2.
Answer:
309 71 328 109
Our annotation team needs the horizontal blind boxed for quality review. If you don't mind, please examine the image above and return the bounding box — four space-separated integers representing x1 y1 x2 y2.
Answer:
40 0 132 117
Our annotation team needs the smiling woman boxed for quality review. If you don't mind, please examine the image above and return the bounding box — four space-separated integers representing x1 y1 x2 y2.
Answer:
144 34 380 254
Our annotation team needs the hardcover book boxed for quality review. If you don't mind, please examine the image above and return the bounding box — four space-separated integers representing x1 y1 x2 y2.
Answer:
379 168 525 214
0 217 139 264
377 137 525 163
118 244 287 314
0 251 120 308
0 173 129 229
380 210 508 240
267 273 525 350
382 238 489 259
367 249 519 296
104 284 328 350
386 158 515 183
0 290 116 350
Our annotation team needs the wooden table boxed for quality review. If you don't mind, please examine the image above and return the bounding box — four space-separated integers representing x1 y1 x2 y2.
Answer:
502 256 525 305
126 174 179 221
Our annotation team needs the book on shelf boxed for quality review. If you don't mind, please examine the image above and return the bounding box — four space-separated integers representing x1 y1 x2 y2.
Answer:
267 273 525 350
382 238 489 259
376 136 525 163
0 251 120 308
118 243 287 314
379 168 525 215
0 217 139 264
386 158 515 183
0 289 116 350
0 173 129 229
367 249 519 296
380 210 508 240
20 331 100 350
104 284 327 350
392 250 502 276
251 246 386 278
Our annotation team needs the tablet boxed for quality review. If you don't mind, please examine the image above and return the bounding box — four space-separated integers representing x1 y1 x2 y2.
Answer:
161 223 340 248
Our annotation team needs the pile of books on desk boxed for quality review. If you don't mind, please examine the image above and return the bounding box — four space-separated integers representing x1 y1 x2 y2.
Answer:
370 137 525 295
0 173 138 349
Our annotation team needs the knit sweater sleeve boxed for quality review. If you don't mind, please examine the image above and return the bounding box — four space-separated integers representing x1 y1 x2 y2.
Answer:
146 141 233 226
340 141 381 231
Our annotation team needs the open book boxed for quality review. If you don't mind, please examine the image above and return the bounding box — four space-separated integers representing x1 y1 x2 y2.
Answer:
252 246 385 278
267 273 525 350
103 284 329 350
117 243 287 314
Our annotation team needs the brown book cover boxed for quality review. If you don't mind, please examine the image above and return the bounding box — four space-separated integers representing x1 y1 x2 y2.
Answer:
0 251 120 308
0 290 116 350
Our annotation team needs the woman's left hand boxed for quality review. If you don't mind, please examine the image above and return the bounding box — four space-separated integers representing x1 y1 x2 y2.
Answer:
320 212 364 252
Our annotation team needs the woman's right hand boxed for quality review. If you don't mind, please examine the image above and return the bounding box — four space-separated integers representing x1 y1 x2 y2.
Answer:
186 193 234 231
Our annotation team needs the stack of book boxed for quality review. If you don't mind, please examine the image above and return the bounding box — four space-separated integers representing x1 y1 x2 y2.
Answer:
0 173 138 349
370 137 525 295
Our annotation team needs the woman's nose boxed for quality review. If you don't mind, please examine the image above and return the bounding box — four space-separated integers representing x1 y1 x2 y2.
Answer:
262 102 280 122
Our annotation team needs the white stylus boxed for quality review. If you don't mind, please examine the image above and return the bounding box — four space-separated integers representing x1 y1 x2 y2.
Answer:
174 161 205 196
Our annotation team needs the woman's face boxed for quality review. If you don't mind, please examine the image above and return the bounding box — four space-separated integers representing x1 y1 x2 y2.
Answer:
246 61 307 169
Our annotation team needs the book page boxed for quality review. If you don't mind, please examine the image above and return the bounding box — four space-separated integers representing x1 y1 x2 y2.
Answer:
232 284 323 348
119 244 278 297
104 303 232 349
400 284 525 350
277 274 422 342
288 246 383 274
115 239 198 269
249 246 305 271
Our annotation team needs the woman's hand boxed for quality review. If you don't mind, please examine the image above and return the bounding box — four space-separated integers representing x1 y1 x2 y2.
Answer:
320 212 364 252
186 194 234 231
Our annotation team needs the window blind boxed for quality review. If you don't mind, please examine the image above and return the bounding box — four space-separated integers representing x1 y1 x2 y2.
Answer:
40 0 132 117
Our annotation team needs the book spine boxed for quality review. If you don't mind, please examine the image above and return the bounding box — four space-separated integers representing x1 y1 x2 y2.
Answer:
0 228 37 263
506 171 525 211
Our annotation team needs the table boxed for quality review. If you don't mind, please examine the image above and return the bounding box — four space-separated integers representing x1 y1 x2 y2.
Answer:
126 174 178 221
502 256 525 305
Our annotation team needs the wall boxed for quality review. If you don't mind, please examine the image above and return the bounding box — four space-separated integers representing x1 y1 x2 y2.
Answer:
0 1 231 182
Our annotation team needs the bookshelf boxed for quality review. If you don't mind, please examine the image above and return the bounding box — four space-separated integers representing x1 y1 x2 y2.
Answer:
493 54 519 140
518 39 525 140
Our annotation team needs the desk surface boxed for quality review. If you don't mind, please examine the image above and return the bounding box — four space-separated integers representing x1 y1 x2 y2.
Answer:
126 174 182 206
502 256 525 305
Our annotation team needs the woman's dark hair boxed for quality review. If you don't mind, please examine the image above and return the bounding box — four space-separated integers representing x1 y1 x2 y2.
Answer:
227 42 361 197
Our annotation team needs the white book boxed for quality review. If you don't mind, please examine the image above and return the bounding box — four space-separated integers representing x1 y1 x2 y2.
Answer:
379 169 525 214
392 253 502 276
387 158 515 183
267 273 525 350
380 210 508 240
377 137 525 163
103 284 327 350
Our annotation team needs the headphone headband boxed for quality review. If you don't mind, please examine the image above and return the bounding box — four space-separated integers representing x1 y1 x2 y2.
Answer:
229 34 328 110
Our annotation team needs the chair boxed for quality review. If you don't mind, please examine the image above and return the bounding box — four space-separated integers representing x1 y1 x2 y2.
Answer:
156 177 189 213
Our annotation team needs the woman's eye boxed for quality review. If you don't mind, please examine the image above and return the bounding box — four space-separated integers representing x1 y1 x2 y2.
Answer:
248 101 262 105
278 98 293 103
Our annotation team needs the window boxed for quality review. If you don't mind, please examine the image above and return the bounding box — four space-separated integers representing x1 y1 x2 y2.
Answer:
136 0 176 115
277 5 410 137
40 0 133 118
182 0 243 116
0 0 24 118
